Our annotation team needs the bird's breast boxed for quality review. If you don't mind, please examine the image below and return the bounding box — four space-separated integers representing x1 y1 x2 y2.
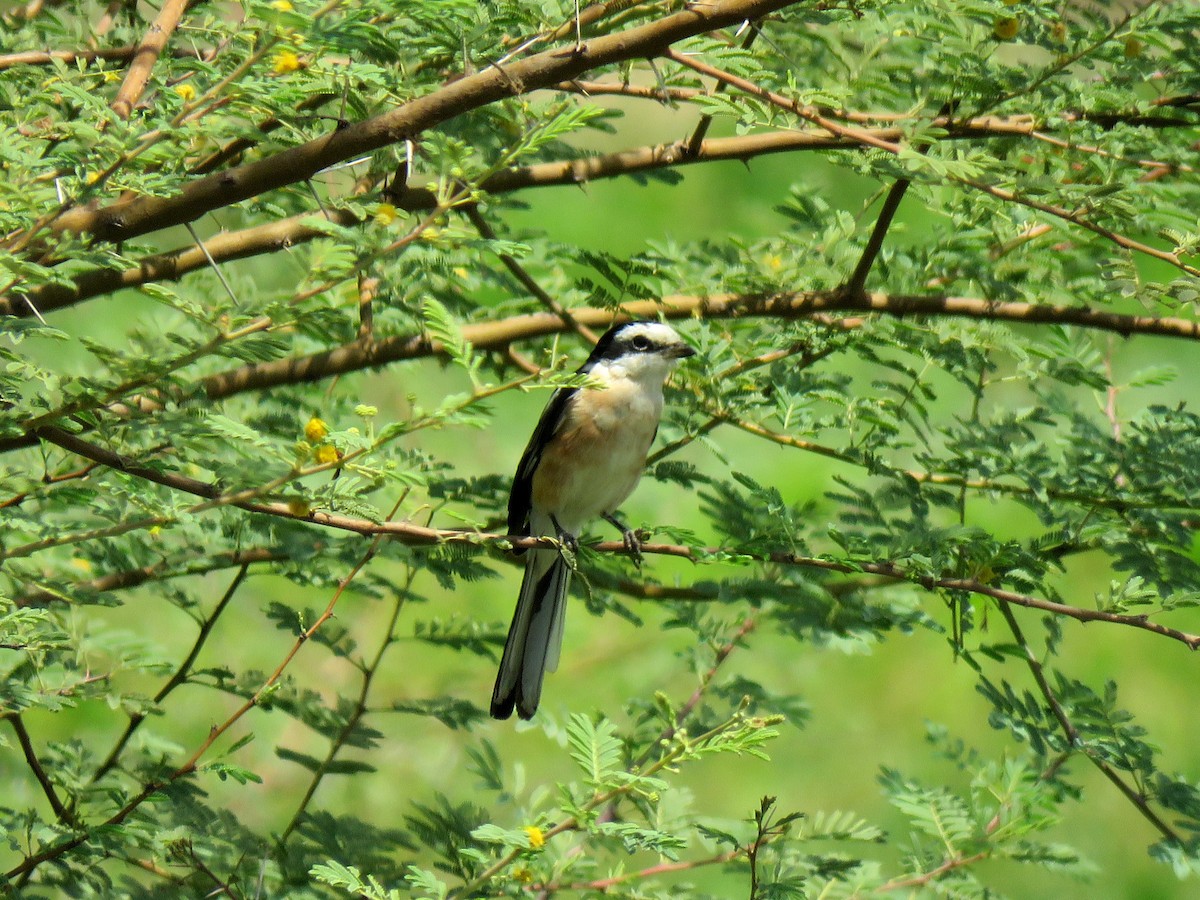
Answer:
530 379 663 532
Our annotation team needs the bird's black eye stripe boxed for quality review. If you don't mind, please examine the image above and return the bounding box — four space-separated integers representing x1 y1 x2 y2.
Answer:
629 335 652 351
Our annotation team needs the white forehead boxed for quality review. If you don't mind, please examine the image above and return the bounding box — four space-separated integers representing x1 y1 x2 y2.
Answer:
619 321 682 344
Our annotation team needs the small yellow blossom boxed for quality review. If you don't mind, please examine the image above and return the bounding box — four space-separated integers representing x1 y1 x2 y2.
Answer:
764 253 782 271
373 203 397 226
272 49 302 75
174 83 196 101
103 70 121 84
70 558 93 573
510 866 534 884
84 171 101 185
304 415 329 442
993 15 1019 40
315 444 340 465
270 0 294 9
522 826 545 850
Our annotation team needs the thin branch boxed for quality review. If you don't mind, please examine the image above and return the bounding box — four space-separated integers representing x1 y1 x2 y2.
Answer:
5 714 73 823
664 48 1200 280
110 0 189 119
996 602 1184 845
4 495 403 883
5 105 1193 320
14 546 291 608
463 205 598 344
88 565 252 786
15 424 1200 650
190 291 1200 403
5 289 1200 457
0 46 205 71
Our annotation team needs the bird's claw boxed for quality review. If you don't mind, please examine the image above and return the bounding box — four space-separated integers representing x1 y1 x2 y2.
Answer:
622 528 644 568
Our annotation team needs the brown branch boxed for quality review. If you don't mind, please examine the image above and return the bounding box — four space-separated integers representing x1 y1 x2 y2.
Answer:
2 290 1199 457
110 0 189 119
0 46 201 71
0 208 359 318
840 174 910 297
996 602 1184 846
3 290 1199 456
13 546 299 608
194 291 1200 403
664 48 1200 280
47 0 801 245
5 105 1193 320
5 714 73 823
17 424 1200 651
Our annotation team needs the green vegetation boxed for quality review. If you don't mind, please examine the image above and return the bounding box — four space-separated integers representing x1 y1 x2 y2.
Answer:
2 0 1200 896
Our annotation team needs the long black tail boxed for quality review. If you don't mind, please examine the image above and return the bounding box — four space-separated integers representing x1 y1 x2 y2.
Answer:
490 548 571 720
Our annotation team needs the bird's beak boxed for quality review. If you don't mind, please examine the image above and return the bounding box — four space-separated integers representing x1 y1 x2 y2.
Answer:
668 342 697 360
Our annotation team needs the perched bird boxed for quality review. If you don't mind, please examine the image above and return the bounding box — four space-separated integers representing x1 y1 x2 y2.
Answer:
491 320 695 720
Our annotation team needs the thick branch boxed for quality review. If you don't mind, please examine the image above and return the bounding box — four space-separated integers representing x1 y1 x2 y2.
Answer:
47 0 799 244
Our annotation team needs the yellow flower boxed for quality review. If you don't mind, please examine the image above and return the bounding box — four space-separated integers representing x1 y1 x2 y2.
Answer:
70 557 93 572
993 15 1019 40
270 0 294 9
522 825 545 850
304 416 329 442
511 865 533 883
315 444 340 465
103 70 121 83
174 83 196 101
84 171 101 185
272 50 302 75
374 203 397 226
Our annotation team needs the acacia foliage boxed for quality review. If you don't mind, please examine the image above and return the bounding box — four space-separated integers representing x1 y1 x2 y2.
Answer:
2 0 1200 896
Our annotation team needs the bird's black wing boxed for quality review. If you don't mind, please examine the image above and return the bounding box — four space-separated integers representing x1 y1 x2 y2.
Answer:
507 385 579 551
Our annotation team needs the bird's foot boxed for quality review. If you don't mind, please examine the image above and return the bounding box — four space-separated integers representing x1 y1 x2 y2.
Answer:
551 515 579 554
622 528 644 569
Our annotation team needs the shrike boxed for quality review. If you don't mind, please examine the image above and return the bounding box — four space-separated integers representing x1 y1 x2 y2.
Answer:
491 320 695 720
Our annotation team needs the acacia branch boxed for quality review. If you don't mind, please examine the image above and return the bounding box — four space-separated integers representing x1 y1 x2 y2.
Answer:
109 0 189 119
17 425 1200 651
6 105 1192 320
996 603 1184 846
14 546 303 608
46 0 800 245
4 290 1200 455
5 714 73 823
665 48 1200 280
194 291 1200 403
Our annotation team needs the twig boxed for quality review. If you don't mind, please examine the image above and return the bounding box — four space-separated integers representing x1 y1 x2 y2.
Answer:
663 48 1200 280
14 546 291 608
5 714 73 823
463 205 598 344
88 565 252 787
110 0 189 119
4 497 402 883
995 602 1184 845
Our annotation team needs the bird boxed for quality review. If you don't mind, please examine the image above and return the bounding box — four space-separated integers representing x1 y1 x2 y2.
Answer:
490 320 696 720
